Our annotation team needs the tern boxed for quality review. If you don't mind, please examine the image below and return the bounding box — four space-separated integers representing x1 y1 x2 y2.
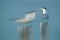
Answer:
15 11 37 23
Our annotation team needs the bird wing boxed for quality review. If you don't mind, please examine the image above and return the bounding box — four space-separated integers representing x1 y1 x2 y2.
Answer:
15 12 36 23
15 18 31 23
25 12 36 21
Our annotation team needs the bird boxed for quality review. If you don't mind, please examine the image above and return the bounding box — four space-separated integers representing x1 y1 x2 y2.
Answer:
15 11 37 23
41 7 49 19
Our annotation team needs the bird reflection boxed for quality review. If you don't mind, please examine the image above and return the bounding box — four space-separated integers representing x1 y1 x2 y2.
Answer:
20 26 31 40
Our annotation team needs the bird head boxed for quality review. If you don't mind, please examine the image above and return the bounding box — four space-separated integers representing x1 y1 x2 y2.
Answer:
41 7 47 14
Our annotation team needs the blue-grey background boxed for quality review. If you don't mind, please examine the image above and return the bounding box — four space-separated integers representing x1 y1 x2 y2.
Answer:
0 0 60 40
